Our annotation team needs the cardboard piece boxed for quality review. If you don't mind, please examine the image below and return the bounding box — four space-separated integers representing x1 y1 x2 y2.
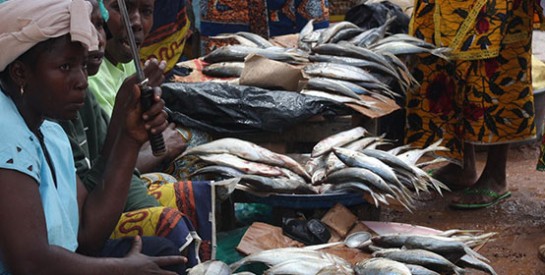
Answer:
346 95 400 119
320 203 358 238
239 55 305 91
270 33 299 48
236 222 304 255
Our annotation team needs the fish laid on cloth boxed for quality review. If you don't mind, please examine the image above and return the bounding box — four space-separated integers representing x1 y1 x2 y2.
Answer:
229 247 353 275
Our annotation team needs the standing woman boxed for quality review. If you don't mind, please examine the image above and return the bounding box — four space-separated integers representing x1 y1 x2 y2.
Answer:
405 0 543 208
0 0 184 274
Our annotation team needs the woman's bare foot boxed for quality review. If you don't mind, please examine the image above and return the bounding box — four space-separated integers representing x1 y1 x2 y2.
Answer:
431 163 477 190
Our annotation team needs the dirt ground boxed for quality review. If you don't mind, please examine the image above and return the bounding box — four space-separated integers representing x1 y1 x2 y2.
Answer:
380 141 545 274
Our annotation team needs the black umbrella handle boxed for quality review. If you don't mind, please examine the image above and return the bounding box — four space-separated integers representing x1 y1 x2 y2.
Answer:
141 85 166 156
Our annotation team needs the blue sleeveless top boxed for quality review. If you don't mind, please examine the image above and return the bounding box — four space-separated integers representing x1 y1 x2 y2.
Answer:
0 91 79 274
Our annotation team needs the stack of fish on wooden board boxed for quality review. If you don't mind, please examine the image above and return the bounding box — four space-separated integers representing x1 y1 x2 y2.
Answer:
194 16 450 111
183 126 450 212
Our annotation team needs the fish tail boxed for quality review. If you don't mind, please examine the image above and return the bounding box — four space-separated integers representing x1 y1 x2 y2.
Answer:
453 266 466 275
464 247 491 263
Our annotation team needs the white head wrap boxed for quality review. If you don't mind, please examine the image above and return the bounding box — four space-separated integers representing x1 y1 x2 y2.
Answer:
0 0 98 71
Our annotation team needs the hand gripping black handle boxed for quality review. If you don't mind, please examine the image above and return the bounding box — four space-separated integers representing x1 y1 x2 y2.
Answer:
140 85 166 156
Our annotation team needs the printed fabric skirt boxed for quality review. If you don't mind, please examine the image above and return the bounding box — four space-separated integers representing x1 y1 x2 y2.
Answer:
406 0 538 165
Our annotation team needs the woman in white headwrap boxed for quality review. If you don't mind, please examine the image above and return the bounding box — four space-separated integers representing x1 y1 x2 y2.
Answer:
0 0 186 274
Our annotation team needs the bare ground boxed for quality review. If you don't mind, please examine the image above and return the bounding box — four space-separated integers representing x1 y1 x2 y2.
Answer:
381 141 545 274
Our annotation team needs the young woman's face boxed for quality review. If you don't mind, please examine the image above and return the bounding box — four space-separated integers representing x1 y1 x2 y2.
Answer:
25 36 88 120
104 0 154 65
88 0 107 76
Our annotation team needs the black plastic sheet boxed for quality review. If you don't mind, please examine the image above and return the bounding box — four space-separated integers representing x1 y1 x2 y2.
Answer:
161 82 350 134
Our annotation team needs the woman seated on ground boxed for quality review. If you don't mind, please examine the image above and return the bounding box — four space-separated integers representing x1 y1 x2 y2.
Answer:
90 0 211 181
0 0 185 273
58 0 207 266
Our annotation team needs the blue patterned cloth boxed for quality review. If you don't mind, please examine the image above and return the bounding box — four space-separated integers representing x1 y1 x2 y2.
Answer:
194 0 329 53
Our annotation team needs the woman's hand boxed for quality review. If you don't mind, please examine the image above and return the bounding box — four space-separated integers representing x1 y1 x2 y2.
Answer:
121 236 186 275
144 58 167 87
163 123 188 161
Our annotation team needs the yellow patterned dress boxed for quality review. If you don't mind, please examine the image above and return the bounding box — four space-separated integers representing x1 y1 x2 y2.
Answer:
406 0 541 165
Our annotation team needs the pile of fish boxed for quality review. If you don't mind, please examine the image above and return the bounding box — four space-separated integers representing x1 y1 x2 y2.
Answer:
184 126 450 212
197 17 450 110
187 229 498 275
306 126 450 212
357 230 499 275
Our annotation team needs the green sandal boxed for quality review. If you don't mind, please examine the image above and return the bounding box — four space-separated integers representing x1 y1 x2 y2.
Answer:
450 188 511 210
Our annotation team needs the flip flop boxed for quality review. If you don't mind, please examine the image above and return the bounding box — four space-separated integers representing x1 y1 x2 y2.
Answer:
450 188 511 210
539 244 545 263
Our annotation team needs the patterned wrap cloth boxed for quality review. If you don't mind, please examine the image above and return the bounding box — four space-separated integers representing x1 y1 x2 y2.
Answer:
406 0 542 166
195 0 329 54
139 0 191 73
112 176 214 266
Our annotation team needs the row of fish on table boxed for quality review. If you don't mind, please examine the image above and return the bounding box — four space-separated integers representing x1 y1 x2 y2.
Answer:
188 229 498 274
182 125 450 212
195 16 451 109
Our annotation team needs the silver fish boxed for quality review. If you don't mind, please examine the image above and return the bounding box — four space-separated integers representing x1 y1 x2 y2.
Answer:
372 249 466 275
371 41 451 60
183 138 310 179
202 62 245 78
265 258 352 275
306 77 363 100
311 126 367 157
197 153 284 177
332 147 406 193
326 167 412 211
238 174 316 194
403 235 489 263
298 19 316 51
372 33 438 50
229 247 352 273
308 52 400 80
236 31 274 48
303 62 383 83
336 41 398 73
355 15 396 47
301 90 377 110
305 154 328 178
210 33 260 47
458 255 497 275
318 21 359 44
203 45 305 64
363 148 448 194
405 264 440 275
395 139 449 165
325 181 389 207
344 134 389 151
189 165 246 179
354 258 411 275
329 28 366 44
188 260 231 275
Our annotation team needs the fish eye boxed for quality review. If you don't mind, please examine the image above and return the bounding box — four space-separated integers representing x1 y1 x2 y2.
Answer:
60 64 71 71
